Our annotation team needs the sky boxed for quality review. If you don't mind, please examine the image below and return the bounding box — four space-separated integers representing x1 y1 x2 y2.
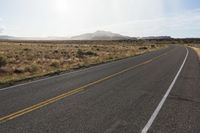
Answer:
0 0 200 38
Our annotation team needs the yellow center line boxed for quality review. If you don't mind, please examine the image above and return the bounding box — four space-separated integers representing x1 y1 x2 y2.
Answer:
0 48 174 124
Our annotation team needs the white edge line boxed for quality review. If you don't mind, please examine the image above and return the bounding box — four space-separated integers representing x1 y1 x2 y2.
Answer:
0 64 98 91
141 47 189 133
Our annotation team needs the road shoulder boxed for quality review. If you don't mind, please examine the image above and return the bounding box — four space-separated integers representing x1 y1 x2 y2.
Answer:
191 47 200 60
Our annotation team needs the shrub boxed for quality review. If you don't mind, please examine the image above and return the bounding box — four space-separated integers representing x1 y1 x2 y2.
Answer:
151 45 156 48
0 67 10 74
14 67 25 73
77 49 97 58
0 55 7 68
139 46 148 50
31 64 39 72
25 64 39 73
23 48 31 51
50 61 60 68
85 51 98 56
77 49 84 58
53 50 59 54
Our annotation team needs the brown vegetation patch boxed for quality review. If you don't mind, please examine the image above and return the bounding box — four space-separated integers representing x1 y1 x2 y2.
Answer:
0 41 166 84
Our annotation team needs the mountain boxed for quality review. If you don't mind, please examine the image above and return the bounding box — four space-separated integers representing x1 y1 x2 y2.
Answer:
18 36 70 40
140 36 172 40
0 36 70 40
71 30 134 40
0 35 16 40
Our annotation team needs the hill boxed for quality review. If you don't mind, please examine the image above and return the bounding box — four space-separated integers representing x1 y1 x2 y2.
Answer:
71 30 134 40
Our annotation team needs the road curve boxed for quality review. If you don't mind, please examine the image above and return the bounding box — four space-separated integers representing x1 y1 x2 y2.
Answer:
0 45 199 133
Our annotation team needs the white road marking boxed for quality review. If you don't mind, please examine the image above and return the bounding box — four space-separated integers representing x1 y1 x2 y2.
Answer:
141 47 189 133
0 65 92 91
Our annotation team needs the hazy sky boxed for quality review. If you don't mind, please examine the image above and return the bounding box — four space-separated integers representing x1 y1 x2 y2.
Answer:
0 0 200 37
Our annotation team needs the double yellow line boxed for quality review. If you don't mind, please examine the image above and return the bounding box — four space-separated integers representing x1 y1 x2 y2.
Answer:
0 49 170 124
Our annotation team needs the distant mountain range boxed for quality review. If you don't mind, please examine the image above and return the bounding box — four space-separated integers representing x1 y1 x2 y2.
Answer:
0 35 16 40
139 36 172 40
0 31 173 40
0 36 69 40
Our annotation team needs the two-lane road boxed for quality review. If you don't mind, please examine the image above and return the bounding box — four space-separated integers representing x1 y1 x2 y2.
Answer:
0 45 199 133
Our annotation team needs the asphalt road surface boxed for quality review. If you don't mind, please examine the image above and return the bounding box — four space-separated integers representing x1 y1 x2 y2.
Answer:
0 45 199 133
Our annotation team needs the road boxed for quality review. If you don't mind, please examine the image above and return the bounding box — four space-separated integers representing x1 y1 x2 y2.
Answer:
0 45 199 133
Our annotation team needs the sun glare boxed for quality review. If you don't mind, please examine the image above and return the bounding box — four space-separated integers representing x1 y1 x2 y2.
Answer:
53 0 68 14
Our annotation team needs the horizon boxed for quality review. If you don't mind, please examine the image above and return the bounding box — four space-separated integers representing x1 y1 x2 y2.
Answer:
0 0 200 38
1 30 200 39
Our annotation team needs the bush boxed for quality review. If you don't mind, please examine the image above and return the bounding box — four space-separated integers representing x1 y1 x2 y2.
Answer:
25 64 39 73
53 50 59 54
23 48 31 51
0 67 10 74
0 56 7 68
151 45 156 48
77 49 97 58
139 46 148 50
77 49 84 58
14 67 25 73
85 51 97 56
50 61 60 68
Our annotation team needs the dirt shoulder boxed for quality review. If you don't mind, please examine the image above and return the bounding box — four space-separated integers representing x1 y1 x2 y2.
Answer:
191 47 200 59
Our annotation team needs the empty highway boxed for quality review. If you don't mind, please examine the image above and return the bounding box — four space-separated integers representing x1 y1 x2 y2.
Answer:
0 45 200 133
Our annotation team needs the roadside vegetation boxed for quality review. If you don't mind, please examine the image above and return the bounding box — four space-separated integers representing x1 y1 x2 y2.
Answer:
0 41 166 85
187 44 200 59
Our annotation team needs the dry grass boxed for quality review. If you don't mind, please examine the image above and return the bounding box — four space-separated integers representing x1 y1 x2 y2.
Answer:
0 41 166 84
187 44 200 59
193 48 200 58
